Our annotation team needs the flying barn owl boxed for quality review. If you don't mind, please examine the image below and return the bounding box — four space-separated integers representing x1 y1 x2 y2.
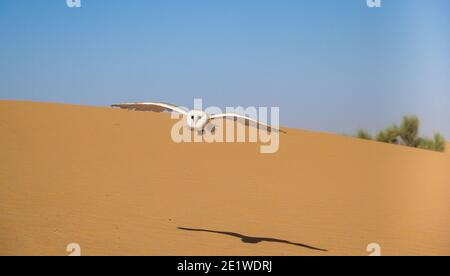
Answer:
111 102 286 134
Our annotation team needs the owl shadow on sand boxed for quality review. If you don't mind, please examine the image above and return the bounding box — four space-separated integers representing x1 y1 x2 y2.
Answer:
178 227 328 252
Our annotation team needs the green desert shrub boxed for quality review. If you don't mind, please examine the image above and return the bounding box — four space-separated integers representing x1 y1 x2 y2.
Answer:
352 116 446 153
433 133 446 152
356 129 373 140
399 116 420 147
376 125 400 144
418 133 446 152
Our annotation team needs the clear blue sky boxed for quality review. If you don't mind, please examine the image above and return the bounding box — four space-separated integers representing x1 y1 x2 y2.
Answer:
1 0 449 137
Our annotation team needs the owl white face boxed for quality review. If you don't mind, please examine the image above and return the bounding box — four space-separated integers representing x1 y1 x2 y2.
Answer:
186 110 209 130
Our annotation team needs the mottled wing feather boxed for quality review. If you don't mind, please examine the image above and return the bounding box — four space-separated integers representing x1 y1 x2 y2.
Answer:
209 113 286 133
111 102 188 115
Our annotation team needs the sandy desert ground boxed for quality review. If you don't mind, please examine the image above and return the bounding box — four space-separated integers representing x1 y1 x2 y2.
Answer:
0 100 449 256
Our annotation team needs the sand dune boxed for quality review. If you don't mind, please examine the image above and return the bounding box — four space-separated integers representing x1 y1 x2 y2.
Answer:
0 101 449 256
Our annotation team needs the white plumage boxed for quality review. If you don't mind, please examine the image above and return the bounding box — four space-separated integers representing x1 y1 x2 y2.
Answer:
111 102 286 133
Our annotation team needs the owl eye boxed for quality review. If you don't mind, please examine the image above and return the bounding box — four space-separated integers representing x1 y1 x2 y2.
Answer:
191 115 194 120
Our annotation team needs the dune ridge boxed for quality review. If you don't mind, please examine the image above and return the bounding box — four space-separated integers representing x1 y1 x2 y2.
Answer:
1 100 449 256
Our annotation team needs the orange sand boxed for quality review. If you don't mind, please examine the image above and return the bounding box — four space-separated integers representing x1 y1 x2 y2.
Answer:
1 101 449 256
